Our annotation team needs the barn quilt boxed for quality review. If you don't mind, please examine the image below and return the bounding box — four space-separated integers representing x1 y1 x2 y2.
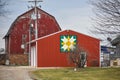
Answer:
60 35 77 52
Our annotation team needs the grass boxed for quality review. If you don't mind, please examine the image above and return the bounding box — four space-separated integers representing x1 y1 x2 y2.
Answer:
32 67 120 80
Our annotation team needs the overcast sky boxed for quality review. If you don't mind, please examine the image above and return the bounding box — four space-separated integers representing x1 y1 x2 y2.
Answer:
0 0 94 48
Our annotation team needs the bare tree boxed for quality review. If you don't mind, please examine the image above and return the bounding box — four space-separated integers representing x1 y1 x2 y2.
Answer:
90 0 120 36
0 0 7 16
68 44 87 68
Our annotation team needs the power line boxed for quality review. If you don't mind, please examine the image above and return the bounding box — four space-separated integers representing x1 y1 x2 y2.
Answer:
28 0 43 8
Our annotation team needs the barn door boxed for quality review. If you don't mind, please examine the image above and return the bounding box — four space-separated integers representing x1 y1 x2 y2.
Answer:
31 46 37 67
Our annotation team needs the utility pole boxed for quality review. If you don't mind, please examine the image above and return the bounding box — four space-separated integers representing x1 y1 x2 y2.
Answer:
28 0 43 66
28 0 43 39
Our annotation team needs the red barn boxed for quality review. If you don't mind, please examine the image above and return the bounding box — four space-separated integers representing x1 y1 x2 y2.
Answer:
4 7 100 67
4 7 61 65
30 30 100 67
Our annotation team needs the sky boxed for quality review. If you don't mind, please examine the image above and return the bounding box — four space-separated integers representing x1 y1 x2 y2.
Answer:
0 0 95 48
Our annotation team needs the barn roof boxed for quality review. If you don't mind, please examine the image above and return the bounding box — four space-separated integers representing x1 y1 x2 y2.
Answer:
37 29 100 41
27 29 100 44
3 7 61 38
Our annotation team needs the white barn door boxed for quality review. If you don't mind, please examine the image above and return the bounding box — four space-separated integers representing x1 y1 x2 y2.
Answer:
31 46 37 67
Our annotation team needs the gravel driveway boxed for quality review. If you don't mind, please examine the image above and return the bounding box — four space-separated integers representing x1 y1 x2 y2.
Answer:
0 66 37 80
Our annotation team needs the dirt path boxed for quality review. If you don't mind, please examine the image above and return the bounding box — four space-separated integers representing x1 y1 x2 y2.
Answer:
0 66 37 80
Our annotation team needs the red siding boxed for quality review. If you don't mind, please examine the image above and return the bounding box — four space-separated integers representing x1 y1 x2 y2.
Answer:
37 30 100 67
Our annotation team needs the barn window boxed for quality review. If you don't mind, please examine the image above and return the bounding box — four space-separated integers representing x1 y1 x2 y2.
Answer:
60 35 77 52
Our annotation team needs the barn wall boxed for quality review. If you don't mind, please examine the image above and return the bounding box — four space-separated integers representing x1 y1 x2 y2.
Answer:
37 31 73 67
9 54 28 65
37 30 100 67
9 18 29 54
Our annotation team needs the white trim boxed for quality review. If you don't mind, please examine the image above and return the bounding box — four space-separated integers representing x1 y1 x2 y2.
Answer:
26 30 64 44
37 29 100 41
27 29 100 44
36 41 38 67
99 45 101 67
37 30 64 40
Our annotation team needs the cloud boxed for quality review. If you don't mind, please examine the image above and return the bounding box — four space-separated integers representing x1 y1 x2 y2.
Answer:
55 5 93 34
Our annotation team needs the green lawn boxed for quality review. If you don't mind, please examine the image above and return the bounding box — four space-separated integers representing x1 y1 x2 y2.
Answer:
32 67 120 80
